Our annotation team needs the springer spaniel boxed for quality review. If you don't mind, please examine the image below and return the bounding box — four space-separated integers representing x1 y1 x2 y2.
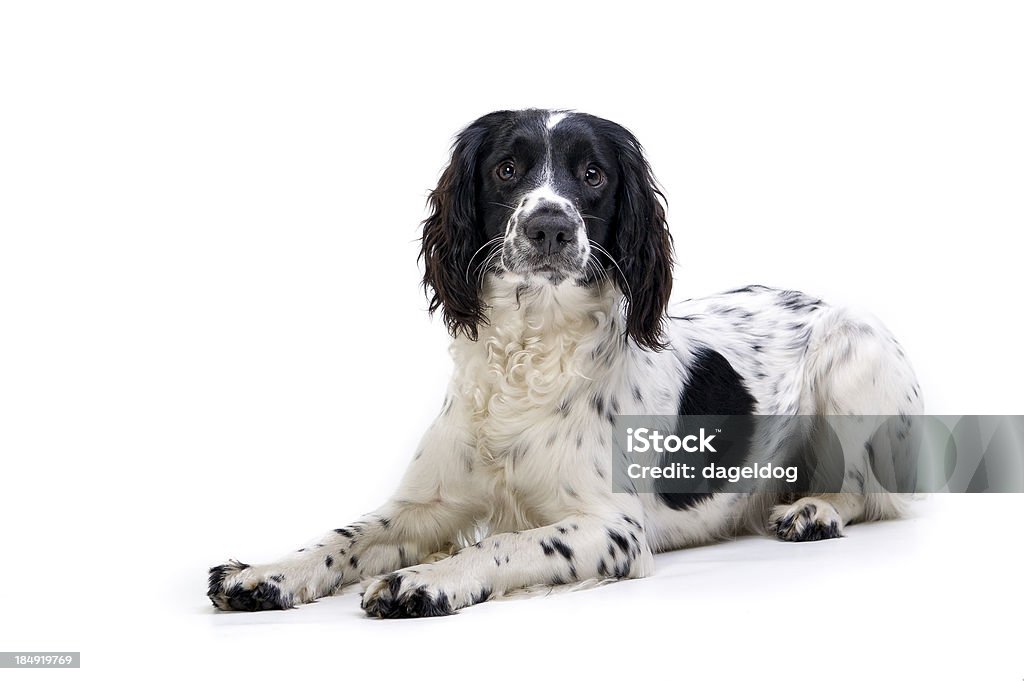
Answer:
208 109 922 617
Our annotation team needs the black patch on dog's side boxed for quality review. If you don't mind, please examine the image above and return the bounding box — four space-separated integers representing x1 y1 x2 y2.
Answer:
678 348 757 416
658 347 756 511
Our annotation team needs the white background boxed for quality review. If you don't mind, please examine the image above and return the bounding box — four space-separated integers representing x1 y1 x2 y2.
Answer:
1 1 1022 679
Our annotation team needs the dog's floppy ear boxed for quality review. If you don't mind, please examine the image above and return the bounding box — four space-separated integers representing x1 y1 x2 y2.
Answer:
419 119 492 340
608 123 674 350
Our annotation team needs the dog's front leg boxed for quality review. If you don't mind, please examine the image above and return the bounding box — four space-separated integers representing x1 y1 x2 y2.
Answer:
208 411 481 611
361 512 654 618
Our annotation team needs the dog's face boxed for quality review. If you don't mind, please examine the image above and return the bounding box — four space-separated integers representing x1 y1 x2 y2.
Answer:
421 109 674 349
475 112 618 281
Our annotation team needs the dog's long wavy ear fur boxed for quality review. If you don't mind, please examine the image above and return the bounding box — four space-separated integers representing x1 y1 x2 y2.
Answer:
419 121 491 341
609 124 674 350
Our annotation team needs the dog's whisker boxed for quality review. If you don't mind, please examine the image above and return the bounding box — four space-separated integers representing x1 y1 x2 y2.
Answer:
589 240 633 302
476 244 506 286
464 236 505 283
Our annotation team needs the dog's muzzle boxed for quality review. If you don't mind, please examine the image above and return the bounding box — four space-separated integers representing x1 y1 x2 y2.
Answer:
520 202 578 256
504 196 588 277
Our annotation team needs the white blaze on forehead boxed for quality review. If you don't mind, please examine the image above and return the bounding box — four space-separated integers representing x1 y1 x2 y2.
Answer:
545 111 569 130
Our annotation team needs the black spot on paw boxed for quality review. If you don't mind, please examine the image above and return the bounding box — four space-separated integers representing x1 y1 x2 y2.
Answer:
398 587 453 618
792 519 842 542
607 529 630 554
207 559 249 602
363 574 455 619
208 561 293 611
786 504 815 529
224 581 292 611
774 504 843 542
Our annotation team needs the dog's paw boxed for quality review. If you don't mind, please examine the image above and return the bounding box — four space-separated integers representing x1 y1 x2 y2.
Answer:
361 564 491 619
208 560 295 611
769 498 844 542
361 572 454 619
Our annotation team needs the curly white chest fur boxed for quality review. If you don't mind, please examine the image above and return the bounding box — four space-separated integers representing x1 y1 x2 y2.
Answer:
451 279 624 461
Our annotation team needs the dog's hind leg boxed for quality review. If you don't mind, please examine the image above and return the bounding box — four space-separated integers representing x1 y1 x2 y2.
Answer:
766 306 923 541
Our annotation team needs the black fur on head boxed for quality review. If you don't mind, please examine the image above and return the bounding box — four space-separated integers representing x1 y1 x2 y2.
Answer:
419 109 674 350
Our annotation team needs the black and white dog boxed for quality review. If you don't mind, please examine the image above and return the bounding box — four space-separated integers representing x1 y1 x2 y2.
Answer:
208 109 922 617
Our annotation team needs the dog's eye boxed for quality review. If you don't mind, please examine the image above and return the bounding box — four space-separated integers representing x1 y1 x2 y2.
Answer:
496 161 516 181
584 166 605 187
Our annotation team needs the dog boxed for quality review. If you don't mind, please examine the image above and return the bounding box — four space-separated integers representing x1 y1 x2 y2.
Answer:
208 109 922 618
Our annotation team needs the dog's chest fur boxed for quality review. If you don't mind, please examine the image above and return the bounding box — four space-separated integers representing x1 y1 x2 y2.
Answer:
446 279 632 523
453 280 618 454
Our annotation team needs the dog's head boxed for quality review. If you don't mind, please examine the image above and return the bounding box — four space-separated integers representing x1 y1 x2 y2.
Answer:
420 109 673 349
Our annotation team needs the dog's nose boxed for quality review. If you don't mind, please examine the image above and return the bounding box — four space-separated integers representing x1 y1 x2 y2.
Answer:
523 215 577 255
